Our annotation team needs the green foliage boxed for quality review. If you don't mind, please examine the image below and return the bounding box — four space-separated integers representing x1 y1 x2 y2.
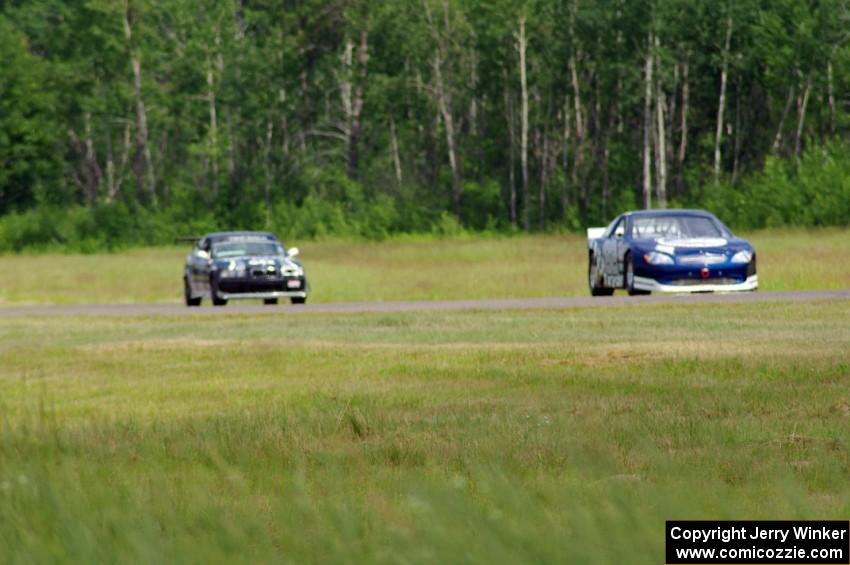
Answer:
461 179 504 230
698 141 850 230
0 15 62 213
1 0 850 250
431 210 466 237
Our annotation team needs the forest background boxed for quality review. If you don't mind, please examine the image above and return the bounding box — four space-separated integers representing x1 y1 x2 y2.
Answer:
1 0 849 251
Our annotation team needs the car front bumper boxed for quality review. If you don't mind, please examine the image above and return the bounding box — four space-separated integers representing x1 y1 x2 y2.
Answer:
218 290 308 300
633 274 758 293
216 275 308 300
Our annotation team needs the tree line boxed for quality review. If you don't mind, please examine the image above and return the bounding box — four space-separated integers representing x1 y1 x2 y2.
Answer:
1 0 849 249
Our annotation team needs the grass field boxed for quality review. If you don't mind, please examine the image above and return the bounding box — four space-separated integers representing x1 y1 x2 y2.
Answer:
0 228 847 305
2 300 849 562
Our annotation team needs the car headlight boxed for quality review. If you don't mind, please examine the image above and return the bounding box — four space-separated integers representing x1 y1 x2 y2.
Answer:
219 260 246 278
280 264 303 276
643 252 675 265
730 250 753 264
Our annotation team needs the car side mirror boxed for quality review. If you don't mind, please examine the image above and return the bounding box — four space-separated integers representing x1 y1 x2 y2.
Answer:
196 249 210 259
287 247 299 258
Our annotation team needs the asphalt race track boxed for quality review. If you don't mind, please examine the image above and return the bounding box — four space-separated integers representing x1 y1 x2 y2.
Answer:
0 289 848 318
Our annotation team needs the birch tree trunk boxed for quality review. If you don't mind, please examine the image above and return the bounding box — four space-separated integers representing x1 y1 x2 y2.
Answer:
69 116 102 203
84 112 101 202
215 41 236 192
677 58 689 195
505 80 517 227
615 3 624 134
207 60 219 198
652 98 661 209
425 0 462 219
568 0 585 205
654 36 667 208
517 15 530 230
794 76 811 161
561 96 571 218
279 89 290 158
341 41 353 131
590 94 600 210
347 31 369 180
389 118 403 188
771 85 795 153
539 124 549 230
642 33 653 210
827 61 835 134
655 75 667 208
468 51 478 137
106 128 115 201
433 52 461 219
225 113 236 191
298 46 308 155
667 62 678 176
262 120 274 225
601 119 612 221
123 0 155 204
713 16 732 183
106 122 131 201
568 54 584 205
732 80 742 183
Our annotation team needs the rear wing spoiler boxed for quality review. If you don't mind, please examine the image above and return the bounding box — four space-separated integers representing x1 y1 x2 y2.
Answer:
586 227 605 248
175 236 201 244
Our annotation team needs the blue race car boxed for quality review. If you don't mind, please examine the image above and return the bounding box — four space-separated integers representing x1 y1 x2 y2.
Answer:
587 209 757 296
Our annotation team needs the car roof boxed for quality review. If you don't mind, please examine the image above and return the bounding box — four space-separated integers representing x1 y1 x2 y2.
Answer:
203 231 279 242
622 209 717 218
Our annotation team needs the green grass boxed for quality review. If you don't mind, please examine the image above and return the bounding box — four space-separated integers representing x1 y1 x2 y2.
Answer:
1 301 849 562
0 228 848 305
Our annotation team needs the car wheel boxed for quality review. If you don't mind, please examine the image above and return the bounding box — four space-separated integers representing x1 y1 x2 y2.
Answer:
263 298 278 305
290 296 307 305
625 253 650 296
210 277 228 306
588 254 614 297
184 278 201 307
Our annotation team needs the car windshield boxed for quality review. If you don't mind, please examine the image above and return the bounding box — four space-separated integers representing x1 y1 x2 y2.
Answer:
211 240 283 258
631 215 727 239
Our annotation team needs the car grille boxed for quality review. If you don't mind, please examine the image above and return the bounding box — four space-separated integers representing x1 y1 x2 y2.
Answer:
669 278 739 286
250 266 278 278
677 253 726 265
218 277 303 293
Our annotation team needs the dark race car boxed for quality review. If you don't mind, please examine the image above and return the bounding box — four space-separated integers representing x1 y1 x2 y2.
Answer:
587 209 757 296
183 231 309 306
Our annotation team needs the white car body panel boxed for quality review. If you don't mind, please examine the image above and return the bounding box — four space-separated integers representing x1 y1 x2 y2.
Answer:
632 274 758 293
655 237 728 248
586 227 606 248
190 289 308 300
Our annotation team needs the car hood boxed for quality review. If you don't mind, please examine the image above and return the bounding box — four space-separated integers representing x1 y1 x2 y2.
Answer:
214 255 302 271
631 237 753 255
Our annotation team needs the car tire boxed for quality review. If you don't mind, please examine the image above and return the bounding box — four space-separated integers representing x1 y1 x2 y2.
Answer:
184 278 202 307
625 253 650 296
290 296 306 305
588 254 614 297
264 298 278 305
210 277 228 306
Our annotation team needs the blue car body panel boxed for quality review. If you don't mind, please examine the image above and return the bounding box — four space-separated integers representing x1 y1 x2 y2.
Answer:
588 209 758 294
